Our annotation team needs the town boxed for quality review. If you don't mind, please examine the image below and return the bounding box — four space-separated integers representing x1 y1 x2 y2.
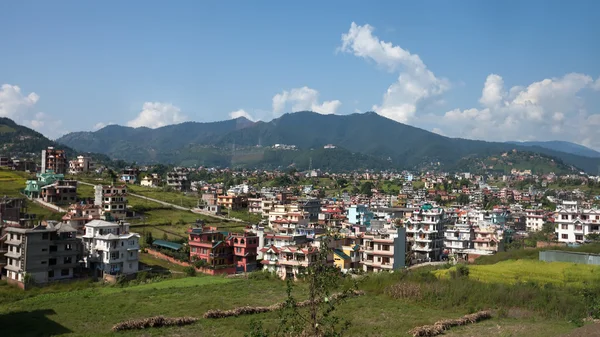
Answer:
2 146 600 287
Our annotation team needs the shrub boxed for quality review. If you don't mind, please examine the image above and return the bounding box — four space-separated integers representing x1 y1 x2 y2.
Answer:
183 267 196 277
112 316 198 332
449 264 469 279
248 271 275 281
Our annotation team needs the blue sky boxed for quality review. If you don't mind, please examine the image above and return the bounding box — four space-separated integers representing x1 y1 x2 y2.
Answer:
1 1 599 149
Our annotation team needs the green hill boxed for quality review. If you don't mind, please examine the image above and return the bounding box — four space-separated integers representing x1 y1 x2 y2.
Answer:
56 111 600 173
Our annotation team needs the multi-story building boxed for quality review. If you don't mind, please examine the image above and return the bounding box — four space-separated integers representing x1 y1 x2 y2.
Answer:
68 156 94 174
94 185 128 220
188 227 259 274
360 227 406 272
217 194 247 210
347 205 373 226
40 180 78 204
140 174 161 188
41 147 67 174
81 220 140 277
297 198 321 222
267 204 309 228
472 226 503 252
443 222 474 258
260 243 319 279
405 204 450 262
120 168 139 184
555 201 600 243
3 223 80 287
525 209 547 232
61 203 102 232
166 167 190 191
247 197 263 214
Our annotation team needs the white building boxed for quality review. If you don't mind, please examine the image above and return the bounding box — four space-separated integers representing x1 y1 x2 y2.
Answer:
140 173 161 188
405 204 450 262
555 201 600 243
81 220 140 276
94 185 128 220
525 209 547 232
68 155 94 174
443 222 474 258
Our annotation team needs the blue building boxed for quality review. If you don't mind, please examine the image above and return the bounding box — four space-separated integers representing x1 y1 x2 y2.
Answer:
347 205 374 226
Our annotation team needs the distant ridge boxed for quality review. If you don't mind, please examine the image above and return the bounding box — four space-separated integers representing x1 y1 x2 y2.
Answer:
56 111 600 173
507 141 600 158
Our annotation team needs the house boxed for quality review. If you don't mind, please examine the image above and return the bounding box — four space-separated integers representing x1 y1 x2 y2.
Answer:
472 226 503 252
554 200 600 243
525 209 547 232
140 174 161 188
188 227 259 274
166 167 190 191
68 156 94 174
217 194 247 210
247 197 263 214
61 203 102 232
297 198 321 221
120 168 139 184
81 220 140 277
443 222 474 259
40 179 78 205
0 197 27 223
23 171 70 199
3 223 80 287
41 147 67 174
94 185 128 220
260 244 319 279
267 204 309 228
360 227 406 272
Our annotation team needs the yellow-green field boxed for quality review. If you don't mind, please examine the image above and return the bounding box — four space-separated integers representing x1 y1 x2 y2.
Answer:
436 260 600 287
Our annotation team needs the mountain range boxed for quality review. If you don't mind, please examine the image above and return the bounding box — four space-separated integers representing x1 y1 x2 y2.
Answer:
0 117 113 165
507 141 600 158
54 111 600 174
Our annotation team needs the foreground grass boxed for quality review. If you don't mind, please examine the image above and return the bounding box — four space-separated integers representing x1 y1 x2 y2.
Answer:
0 268 589 337
139 252 189 273
437 260 600 287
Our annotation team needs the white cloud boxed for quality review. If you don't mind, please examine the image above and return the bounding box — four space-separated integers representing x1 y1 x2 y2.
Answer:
271 86 341 116
0 84 65 139
127 102 187 128
228 109 255 121
339 22 449 123
439 73 600 150
431 128 446 136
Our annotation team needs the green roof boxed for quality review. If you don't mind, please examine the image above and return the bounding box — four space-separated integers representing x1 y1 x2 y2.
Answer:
152 240 183 251
333 249 351 260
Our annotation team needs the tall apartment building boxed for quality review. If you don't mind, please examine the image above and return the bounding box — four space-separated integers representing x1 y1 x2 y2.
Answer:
81 220 140 277
3 223 80 287
555 201 600 243
360 227 406 273
443 222 474 258
41 147 67 174
94 185 128 220
405 204 450 262
68 156 94 174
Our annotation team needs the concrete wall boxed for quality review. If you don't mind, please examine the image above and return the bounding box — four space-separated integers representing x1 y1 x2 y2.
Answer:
539 250 600 266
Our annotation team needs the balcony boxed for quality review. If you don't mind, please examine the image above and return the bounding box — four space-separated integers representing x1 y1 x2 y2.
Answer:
4 250 22 259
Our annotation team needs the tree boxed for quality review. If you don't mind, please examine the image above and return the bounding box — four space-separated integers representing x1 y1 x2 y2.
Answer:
248 234 355 336
457 193 469 205
144 231 154 246
360 181 374 197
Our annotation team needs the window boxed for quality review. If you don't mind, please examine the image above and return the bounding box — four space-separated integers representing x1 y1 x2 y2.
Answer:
561 224 568 230
42 233 49 240
129 263 132 269
61 269 69 276
64 257 72 264
65 244 72 251
576 235 584 241
41 248 48 252
41 261 47 264
561 215 568 220
49 258 57 266
48 270 54 278
121 242 124 246
576 225 583 231
562 234 568 239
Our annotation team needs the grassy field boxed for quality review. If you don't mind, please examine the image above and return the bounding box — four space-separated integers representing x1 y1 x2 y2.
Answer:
0 168 33 196
139 253 188 273
0 272 581 337
127 185 199 208
436 260 600 287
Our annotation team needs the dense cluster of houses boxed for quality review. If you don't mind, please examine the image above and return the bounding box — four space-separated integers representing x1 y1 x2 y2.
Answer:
2 146 600 286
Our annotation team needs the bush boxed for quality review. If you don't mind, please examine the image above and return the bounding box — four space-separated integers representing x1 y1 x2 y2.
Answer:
248 271 276 281
193 259 209 269
183 267 196 277
449 264 469 279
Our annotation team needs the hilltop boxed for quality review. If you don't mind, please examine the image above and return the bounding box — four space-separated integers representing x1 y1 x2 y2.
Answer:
0 117 113 165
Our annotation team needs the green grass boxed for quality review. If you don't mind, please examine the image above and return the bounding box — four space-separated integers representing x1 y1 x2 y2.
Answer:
139 253 189 273
0 169 64 220
128 185 199 208
0 125 16 133
474 244 600 265
436 260 600 287
0 271 585 337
